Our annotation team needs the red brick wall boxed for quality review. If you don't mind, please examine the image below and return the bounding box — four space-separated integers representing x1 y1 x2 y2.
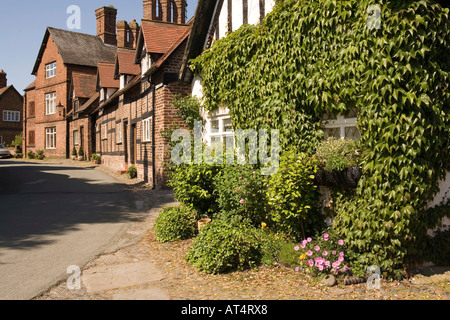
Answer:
0 86 23 146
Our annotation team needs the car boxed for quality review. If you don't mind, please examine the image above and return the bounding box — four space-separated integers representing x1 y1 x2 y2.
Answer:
0 143 12 159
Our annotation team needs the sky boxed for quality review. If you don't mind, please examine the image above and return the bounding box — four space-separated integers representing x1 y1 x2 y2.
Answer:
0 0 198 93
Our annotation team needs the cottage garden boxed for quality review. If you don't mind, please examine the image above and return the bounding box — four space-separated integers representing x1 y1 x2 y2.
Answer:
154 0 449 284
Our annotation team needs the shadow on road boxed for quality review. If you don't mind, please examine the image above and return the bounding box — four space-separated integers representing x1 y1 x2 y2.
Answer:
0 160 168 251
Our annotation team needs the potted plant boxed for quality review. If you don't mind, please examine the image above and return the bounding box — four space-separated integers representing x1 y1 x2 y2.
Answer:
197 216 212 231
91 153 101 164
78 145 84 161
314 137 361 189
71 146 78 160
126 166 137 179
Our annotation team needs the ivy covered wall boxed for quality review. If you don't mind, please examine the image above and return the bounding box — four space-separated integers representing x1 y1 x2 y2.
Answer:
191 0 450 278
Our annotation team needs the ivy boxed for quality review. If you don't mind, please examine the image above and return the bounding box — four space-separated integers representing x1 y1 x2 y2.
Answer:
191 0 450 279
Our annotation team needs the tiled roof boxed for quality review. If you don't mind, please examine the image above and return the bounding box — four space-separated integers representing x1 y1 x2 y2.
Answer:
116 48 140 76
141 20 190 54
24 80 36 92
0 85 11 97
32 27 117 75
71 72 97 98
97 62 119 88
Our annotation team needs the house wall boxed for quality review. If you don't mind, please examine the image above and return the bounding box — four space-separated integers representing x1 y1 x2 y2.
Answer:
0 87 23 146
69 116 91 160
23 88 36 154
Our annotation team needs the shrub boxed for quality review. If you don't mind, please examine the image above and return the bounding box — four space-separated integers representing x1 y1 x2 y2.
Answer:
214 164 269 226
154 206 198 243
78 145 84 158
27 151 35 159
314 137 359 172
127 166 137 179
267 150 323 241
14 153 23 159
35 150 45 160
186 214 262 274
91 153 101 161
168 161 222 216
72 146 78 157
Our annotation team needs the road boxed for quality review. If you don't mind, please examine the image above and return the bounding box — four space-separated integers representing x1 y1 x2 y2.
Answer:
0 160 139 300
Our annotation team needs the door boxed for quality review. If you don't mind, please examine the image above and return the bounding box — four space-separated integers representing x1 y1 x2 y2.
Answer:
124 120 129 164
130 123 137 165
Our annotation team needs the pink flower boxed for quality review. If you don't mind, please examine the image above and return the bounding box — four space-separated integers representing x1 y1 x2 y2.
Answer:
239 199 244 204
338 256 344 262
335 260 341 267
322 251 328 256
325 261 331 267
339 251 344 257
294 246 300 251
318 265 324 271
295 267 299 272
300 242 306 249
308 259 314 267
323 233 329 241
307 237 312 242
338 239 344 246
343 266 349 272
314 245 320 251
332 250 336 255
307 250 313 256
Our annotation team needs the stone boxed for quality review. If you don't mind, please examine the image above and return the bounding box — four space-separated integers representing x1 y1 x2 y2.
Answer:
322 275 337 287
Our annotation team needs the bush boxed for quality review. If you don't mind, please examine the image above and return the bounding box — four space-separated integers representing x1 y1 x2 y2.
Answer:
168 161 222 216
186 214 262 274
126 166 137 179
35 150 45 160
267 150 323 241
27 151 35 159
78 145 84 158
155 206 198 243
314 137 359 172
91 153 101 161
72 146 78 157
214 164 269 226
14 153 23 159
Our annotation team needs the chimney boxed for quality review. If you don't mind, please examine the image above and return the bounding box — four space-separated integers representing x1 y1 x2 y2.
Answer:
143 0 186 24
128 20 140 49
95 6 118 46
0 70 6 89
117 20 129 48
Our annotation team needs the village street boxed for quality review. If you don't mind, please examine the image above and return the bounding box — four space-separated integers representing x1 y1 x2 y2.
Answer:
0 159 147 300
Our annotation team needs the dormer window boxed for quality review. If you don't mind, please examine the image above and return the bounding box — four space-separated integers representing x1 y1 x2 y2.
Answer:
74 100 79 112
46 62 57 79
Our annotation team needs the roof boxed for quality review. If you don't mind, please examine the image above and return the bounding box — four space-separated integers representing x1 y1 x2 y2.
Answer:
79 92 100 113
97 62 120 89
136 20 190 60
180 0 222 81
24 80 36 92
0 85 23 100
32 27 117 75
71 72 97 98
115 48 141 78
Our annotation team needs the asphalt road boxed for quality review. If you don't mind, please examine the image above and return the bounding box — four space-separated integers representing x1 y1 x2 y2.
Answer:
0 160 138 300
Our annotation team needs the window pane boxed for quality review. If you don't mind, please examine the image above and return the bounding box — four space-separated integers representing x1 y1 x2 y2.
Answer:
223 118 233 132
323 111 337 121
345 126 360 140
345 107 358 118
324 128 341 139
211 120 219 133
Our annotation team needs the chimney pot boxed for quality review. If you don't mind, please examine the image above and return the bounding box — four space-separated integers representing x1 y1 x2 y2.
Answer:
95 6 118 46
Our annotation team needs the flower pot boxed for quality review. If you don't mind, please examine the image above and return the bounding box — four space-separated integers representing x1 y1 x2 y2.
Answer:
93 159 101 165
198 218 211 231
314 166 362 189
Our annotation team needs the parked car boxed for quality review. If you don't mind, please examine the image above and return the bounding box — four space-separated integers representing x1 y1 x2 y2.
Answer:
0 143 12 158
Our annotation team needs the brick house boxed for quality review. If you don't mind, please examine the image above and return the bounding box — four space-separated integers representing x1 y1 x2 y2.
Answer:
0 70 23 146
23 7 117 158
92 0 192 188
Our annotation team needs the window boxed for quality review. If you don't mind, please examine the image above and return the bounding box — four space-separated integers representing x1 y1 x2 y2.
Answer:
207 108 234 144
28 130 35 146
142 117 152 142
323 108 360 140
73 130 79 146
45 127 56 149
46 62 57 78
45 92 56 115
102 123 108 140
3 110 20 122
116 122 123 144
73 100 79 113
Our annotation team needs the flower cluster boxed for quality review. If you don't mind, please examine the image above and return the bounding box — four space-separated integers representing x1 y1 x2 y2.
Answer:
295 232 350 275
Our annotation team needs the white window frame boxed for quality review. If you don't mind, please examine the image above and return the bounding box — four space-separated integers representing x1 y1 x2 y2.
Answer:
3 110 20 122
45 92 57 115
207 107 234 145
323 113 359 140
142 117 152 142
46 62 57 79
116 122 123 144
45 127 56 149
102 123 108 141
73 130 80 146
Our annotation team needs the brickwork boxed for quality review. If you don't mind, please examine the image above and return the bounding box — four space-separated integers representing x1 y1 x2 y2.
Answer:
0 84 23 146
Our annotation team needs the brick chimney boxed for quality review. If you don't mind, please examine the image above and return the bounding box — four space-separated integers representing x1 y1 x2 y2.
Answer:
117 20 129 48
143 0 186 24
95 6 118 46
128 20 140 49
0 70 6 89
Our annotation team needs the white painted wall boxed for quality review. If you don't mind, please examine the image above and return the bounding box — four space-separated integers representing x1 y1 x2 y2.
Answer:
248 0 260 25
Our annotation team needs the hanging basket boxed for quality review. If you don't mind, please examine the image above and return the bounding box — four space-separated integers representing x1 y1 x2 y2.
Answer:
315 166 362 190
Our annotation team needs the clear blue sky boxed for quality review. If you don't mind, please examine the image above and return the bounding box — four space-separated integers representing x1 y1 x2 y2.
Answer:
0 0 198 93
